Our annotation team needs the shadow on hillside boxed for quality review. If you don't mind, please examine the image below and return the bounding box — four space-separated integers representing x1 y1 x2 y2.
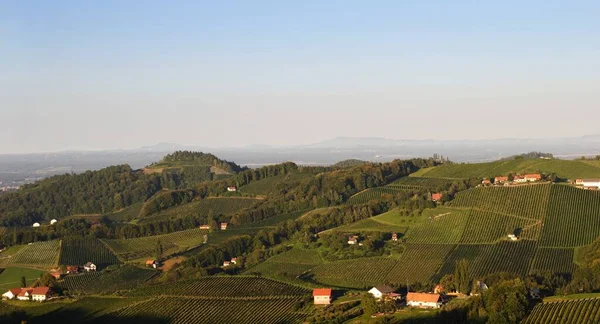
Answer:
8 308 171 324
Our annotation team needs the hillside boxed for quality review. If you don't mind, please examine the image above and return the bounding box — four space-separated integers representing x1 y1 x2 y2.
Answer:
412 158 600 180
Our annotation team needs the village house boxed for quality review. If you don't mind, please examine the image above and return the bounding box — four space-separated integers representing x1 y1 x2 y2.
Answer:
199 225 210 230
313 288 332 305
230 257 238 265
220 222 228 230
50 219 58 225
508 234 518 241
494 176 509 183
223 261 231 267
368 286 400 300
431 193 443 202
581 179 600 189
524 174 542 182
32 222 40 227
347 235 359 245
146 260 158 268
227 186 237 192
50 269 63 279
481 179 491 185
434 285 444 294
406 292 442 309
391 233 398 242
513 175 526 183
83 262 97 272
2 288 22 300
575 178 583 185
17 288 34 301
32 287 50 302
66 265 79 274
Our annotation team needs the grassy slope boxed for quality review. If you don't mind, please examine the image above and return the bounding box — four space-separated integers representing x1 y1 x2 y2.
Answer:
0 267 44 290
239 172 315 196
412 159 600 179
137 197 259 224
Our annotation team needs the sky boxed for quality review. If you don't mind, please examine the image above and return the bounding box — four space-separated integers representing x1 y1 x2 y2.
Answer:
1 1 599 153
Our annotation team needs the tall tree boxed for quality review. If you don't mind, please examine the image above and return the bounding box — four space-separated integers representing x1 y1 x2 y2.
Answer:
20 276 26 288
156 239 164 261
454 259 470 294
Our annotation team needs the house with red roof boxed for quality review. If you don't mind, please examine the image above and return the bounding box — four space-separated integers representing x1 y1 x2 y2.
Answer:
524 174 542 182
495 176 509 183
220 222 228 230
17 288 34 301
391 233 398 242
66 265 79 274
146 260 158 268
431 193 443 202
313 288 332 305
406 292 442 309
2 288 22 300
199 225 210 230
32 287 51 302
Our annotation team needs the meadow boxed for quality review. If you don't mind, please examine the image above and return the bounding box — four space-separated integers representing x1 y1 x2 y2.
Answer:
138 197 259 224
0 267 44 290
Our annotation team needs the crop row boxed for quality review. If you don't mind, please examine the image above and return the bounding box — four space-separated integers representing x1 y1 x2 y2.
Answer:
59 237 120 268
139 197 259 224
388 176 454 189
539 185 600 247
309 257 397 289
523 298 600 324
460 209 541 244
6 240 60 267
530 247 575 274
98 296 307 324
450 185 551 220
405 210 470 244
386 244 455 284
347 187 413 205
59 272 102 291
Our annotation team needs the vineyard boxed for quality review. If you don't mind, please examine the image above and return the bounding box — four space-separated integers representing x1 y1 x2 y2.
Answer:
539 185 600 247
386 244 455 284
388 177 454 189
59 237 120 269
59 272 102 292
309 257 397 289
437 240 538 279
530 247 575 274
139 197 259 224
450 185 551 220
102 228 206 261
61 265 157 294
246 248 322 281
5 240 60 267
330 217 408 233
128 277 309 297
96 296 307 324
459 209 541 244
523 298 600 324
405 209 470 244
240 173 315 195
347 187 413 204
410 158 600 180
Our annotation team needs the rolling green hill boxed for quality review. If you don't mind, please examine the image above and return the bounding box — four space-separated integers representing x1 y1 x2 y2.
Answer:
411 159 600 180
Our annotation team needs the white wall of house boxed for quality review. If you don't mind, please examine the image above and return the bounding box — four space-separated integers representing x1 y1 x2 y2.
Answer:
368 288 383 299
314 296 331 305
582 181 600 188
32 294 46 302
407 301 441 308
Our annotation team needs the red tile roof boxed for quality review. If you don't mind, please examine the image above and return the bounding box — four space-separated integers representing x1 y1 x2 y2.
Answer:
17 288 33 297
7 288 22 295
32 287 50 296
407 292 441 303
524 174 542 179
313 288 332 297
146 260 156 265
431 193 443 201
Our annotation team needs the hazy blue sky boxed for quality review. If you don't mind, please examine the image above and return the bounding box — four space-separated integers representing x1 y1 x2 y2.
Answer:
1 1 599 153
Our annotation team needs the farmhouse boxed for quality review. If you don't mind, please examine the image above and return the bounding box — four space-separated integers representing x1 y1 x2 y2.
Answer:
223 261 231 267
368 285 400 300
220 222 228 230
434 285 444 294
84 262 97 272
481 179 491 185
66 265 79 274
230 257 238 265
313 288 332 305
2 288 22 300
391 233 398 242
575 178 583 185
347 235 359 245
50 269 63 279
406 292 442 309
431 193 443 202
50 219 58 225
494 176 509 183
17 288 34 301
146 260 158 268
513 175 526 183
581 179 600 189
32 222 40 227
32 287 50 302
524 174 542 182
227 186 237 192
199 225 210 230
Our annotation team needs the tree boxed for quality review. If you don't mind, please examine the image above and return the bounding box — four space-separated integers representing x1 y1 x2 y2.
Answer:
156 239 164 261
361 292 378 316
20 276 26 288
454 259 470 294
38 273 58 288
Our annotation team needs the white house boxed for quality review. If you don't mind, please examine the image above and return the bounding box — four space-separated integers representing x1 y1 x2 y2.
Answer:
50 219 58 225
223 261 231 267
220 222 228 230
368 286 399 300
230 257 238 265
31 287 50 302
313 288 332 305
508 234 518 241
83 262 97 272
17 288 33 301
32 223 40 227
347 235 359 245
2 288 22 300
406 292 442 309
227 186 237 192
146 260 158 268
582 179 600 189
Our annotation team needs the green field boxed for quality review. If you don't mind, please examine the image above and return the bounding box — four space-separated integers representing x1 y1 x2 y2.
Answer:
523 298 600 324
539 185 600 247
347 187 412 204
246 248 323 281
58 272 102 292
4 240 61 268
128 276 309 297
386 244 456 284
0 267 44 290
239 173 315 195
330 217 408 233
411 159 600 180
460 209 541 244
404 208 470 244
450 184 551 220
59 237 120 269
308 257 397 289
97 296 307 324
387 177 454 189
60 265 157 294
102 228 207 261
138 197 259 224
530 247 575 274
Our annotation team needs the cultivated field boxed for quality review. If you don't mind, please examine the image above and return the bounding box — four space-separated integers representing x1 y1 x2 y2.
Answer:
405 208 470 244
347 187 412 204
59 237 120 269
460 209 541 244
246 248 322 281
0 267 44 290
60 265 156 294
386 244 455 284
523 298 600 324
387 177 454 189
530 247 575 274
138 197 259 224
309 257 397 289
5 240 61 268
240 173 315 195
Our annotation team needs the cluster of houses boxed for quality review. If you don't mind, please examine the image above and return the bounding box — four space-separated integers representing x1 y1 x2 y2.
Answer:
223 257 238 267
347 233 399 246
32 219 58 227
198 222 228 231
481 174 542 186
49 262 97 279
313 286 443 309
575 178 600 190
2 287 52 302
